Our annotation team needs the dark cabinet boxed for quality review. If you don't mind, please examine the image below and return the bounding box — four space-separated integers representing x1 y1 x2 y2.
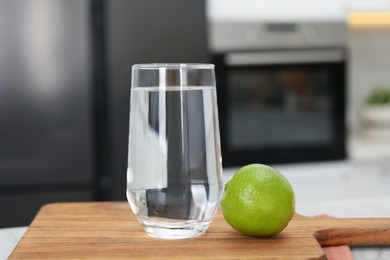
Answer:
0 0 208 227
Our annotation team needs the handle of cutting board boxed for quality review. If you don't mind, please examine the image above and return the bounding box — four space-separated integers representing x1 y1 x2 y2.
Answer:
314 228 390 247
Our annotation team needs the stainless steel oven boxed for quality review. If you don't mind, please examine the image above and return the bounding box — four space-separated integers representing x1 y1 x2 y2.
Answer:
209 21 347 166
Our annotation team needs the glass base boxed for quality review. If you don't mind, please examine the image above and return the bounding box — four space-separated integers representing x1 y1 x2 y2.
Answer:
141 221 210 239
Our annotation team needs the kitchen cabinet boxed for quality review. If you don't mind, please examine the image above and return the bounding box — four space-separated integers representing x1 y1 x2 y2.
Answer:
104 0 209 200
0 0 209 228
0 0 96 228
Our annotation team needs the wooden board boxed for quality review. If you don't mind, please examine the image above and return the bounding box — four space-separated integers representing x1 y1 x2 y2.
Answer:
9 202 390 259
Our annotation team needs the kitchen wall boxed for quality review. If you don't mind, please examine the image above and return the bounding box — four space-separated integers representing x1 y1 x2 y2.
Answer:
348 24 390 131
207 0 390 22
208 0 345 21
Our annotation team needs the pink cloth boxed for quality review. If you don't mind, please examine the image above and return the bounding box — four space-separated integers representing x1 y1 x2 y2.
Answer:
315 214 354 260
323 245 354 260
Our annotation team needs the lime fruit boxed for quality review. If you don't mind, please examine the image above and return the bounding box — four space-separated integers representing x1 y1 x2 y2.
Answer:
221 164 295 237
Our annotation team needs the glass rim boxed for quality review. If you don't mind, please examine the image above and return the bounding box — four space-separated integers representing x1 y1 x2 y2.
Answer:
132 63 214 70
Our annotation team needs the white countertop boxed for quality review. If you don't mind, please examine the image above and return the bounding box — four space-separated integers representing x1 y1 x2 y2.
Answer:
223 132 390 216
0 226 27 260
224 162 390 218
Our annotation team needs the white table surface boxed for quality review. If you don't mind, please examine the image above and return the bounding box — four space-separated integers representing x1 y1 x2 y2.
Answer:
0 226 27 260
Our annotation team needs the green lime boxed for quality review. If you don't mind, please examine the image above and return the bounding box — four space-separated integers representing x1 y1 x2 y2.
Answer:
221 164 295 237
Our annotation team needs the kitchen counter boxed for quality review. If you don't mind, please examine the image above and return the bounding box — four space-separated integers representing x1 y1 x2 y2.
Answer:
224 132 390 215
222 133 390 259
1 197 390 260
0 226 27 260
3 134 390 259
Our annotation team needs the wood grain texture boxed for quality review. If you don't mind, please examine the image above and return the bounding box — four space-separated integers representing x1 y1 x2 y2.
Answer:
9 202 390 259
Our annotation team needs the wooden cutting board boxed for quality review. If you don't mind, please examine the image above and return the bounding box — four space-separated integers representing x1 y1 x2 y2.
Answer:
9 202 390 259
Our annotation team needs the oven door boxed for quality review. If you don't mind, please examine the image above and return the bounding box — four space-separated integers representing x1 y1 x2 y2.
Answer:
215 49 347 167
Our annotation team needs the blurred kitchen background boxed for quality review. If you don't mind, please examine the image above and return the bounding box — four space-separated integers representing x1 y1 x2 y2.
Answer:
1 0 390 228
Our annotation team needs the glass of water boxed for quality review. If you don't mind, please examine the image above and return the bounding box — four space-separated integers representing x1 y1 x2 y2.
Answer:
127 63 223 239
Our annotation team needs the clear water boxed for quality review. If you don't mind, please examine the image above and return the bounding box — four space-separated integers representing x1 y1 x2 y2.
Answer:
127 86 223 239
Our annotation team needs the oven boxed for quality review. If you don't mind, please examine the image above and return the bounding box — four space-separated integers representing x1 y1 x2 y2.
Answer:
209 21 347 166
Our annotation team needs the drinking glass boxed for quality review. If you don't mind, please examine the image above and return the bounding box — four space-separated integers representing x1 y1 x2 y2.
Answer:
127 63 223 239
